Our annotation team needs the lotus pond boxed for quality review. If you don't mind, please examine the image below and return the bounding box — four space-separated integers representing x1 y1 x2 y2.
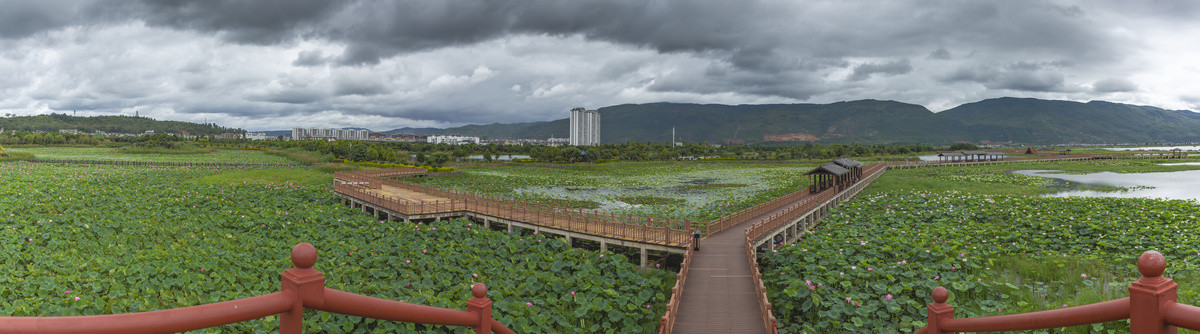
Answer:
5 147 298 165
0 162 671 333
764 158 1200 333
407 162 816 222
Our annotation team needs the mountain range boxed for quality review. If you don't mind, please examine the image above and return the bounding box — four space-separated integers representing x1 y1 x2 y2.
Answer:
371 98 1200 145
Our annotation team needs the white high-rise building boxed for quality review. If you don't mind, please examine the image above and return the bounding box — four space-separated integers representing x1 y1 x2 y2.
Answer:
291 127 371 140
569 107 600 146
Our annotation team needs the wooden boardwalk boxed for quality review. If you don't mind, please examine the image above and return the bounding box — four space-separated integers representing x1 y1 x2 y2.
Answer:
366 185 448 203
672 217 770 333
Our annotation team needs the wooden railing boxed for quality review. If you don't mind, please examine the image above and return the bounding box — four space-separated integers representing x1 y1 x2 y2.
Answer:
657 240 695 334
916 251 1200 334
334 170 694 247
0 243 514 334
745 233 780 334
707 187 813 235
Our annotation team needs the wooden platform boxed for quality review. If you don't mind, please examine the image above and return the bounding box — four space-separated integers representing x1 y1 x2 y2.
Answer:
364 185 449 203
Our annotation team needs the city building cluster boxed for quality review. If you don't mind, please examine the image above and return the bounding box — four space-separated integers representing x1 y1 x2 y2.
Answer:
292 127 370 140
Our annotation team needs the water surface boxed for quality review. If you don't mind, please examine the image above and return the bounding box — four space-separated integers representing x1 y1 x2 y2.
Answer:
1103 145 1200 151
1014 169 1200 200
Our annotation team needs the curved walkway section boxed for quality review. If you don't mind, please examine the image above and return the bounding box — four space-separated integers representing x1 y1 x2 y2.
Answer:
333 170 695 249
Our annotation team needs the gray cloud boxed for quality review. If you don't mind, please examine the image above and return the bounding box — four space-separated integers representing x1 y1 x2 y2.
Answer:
849 59 913 81
0 0 1198 130
292 50 328 67
988 71 1067 92
928 48 952 60
1092 78 1139 93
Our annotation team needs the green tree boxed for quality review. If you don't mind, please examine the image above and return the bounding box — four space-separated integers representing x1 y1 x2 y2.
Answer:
949 142 980 150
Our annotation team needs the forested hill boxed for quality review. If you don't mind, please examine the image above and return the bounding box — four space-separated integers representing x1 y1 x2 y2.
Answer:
404 98 1200 145
0 114 239 136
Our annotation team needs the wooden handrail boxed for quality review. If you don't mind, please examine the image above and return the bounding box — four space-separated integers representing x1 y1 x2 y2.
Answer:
918 250 1188 334
0 243 514 334
0 292 294 333
1164 302 1200 330
940 298 1130 332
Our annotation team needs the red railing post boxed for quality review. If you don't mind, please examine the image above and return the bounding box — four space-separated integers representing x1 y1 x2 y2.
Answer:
466 283 494 334
1129 250 1177 334
925 286 955 334
280 243 326 334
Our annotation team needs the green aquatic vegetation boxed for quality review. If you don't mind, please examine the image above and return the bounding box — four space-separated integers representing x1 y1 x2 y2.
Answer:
761 190 1200 333
0 162 671 332
409 162 814 221
614 195 687 206
197 168 333 186
6 147 298 165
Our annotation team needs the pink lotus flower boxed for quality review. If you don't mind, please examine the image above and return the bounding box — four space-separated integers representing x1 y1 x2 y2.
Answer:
74 296 81 301
645 304 651 309
570 291 576 296
66 290 71 294
886 294 893 300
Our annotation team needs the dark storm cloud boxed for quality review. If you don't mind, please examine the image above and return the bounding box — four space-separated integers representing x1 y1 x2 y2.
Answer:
848 59 913 81
2 0 1198 129
0 1 78 38
137 0 343 44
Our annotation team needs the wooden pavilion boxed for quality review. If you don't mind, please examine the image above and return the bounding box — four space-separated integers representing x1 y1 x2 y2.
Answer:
831 158 865 179
805 163 851 193
938 150 1007 162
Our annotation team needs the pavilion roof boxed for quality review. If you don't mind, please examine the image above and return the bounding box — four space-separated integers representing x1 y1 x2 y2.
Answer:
832 158 865 169
805 163 850 176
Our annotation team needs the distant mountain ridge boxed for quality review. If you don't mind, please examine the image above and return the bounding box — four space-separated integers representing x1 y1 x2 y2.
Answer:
383 98 1200 145
0 114 239 136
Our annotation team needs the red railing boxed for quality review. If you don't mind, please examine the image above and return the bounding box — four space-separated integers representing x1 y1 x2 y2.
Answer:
657 240 695 334
0 243 514 334
745 234 780 334
334 170 695 247
915 251 1200 334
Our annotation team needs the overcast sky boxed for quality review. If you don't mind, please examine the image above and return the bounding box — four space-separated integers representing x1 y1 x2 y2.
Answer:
1 0 1198 131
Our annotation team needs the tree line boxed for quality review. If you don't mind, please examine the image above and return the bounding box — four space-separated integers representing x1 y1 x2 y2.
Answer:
1 130 946 166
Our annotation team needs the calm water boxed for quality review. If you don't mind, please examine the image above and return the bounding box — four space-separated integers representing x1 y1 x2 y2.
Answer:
1103 145 1200 151
465 154 531 161
1014 169 1200 200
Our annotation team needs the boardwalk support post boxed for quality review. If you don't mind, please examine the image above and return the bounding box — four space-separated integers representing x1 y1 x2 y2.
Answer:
1130 250 1177 334
467 283 494 334
280 243 326 334
925 286 954 334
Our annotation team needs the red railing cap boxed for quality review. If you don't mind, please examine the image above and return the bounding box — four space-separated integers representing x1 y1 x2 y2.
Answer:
932 286 949 303
1138 250 1166 278
472 283 488 298
292 242 318 269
